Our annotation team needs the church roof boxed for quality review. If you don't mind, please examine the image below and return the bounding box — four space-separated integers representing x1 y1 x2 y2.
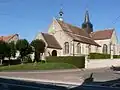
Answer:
0 34 18 42
57 19 90 38
57 19 100 47
90 29 114 40
41 33 62 49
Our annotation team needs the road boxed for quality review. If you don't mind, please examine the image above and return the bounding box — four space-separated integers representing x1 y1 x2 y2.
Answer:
0 68 120 90
0 68 120 83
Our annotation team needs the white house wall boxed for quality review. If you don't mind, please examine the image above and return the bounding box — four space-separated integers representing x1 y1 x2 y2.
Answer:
111 30 118 44
45 48 61 56
48 19 73 56
110 31 119 55
94 39 111 54
90 45 98 53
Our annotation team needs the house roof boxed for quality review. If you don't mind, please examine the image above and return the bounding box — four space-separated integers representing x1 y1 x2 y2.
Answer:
56 19 100 47
41 33 62 49
0 34 18 42
57 19 90 38
65 31 100 47
90 29 114 40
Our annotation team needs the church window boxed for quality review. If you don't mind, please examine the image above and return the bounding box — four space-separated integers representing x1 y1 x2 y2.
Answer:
103 44 108 54
64 42 69 54
82 44 84 54
113 44 115 55
96 46 98 53
88 45 91 53
77 43 81 54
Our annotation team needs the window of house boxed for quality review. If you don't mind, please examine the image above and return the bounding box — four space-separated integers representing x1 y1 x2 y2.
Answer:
82 44 84 54
64 42 69 54
103 44 108 54
88 45 91 53
96 46 98 53
77 43 81 54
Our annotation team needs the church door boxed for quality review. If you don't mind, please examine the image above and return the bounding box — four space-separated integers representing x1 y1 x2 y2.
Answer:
52 50 57 56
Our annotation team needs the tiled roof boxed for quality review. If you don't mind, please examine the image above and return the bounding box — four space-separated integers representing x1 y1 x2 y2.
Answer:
57 19 100 47
41 33 62 49
0 34 18 42
90 29 114 40
65 31 100 47
57 19 90 38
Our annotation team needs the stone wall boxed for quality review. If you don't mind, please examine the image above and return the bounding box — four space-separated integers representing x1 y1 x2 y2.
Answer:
85 59 120 69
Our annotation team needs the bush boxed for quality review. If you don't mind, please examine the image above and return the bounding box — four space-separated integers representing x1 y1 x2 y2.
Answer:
2 59 21 66
89 53 110 59
23 55 32 63
113 55 120 58
46 56 85 68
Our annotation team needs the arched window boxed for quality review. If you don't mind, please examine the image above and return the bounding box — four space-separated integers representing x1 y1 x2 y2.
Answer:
82 44 84 54
64 42 69 54
88 45 91 53
77 43 81 54
103 44 108 54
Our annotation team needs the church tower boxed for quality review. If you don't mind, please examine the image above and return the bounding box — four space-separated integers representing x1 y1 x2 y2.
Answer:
82 10 93 34
58 6 64 21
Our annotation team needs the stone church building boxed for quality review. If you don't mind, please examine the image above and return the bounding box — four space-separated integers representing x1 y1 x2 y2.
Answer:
35 9 120 57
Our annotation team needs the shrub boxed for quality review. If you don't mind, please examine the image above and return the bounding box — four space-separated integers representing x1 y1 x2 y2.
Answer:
2 59 21 66
23 55 32 63
46 56 85 68
113 55 120 58
89 53 110 59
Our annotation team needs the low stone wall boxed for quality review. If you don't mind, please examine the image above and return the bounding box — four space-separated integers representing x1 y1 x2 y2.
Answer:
85 59 120 69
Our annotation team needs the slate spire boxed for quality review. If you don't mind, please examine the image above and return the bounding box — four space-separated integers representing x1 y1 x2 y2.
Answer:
82 10 93 34
84 10 90 23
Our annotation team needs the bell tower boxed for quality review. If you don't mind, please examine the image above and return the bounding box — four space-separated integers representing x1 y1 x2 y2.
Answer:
82 10 93 34
58 6 64 21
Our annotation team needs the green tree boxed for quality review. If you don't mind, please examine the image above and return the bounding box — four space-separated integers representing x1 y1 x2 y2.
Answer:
5 43 11 65
31 39 45 62
16 39 32 64
0 41 11 65
9 41 16 58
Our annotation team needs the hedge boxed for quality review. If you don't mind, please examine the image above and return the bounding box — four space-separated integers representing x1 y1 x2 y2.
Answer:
2 59 21 66
46 56 85 68
88 53 110 59
113 55 120 59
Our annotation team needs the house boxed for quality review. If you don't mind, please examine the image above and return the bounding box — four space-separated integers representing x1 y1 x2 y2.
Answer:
35 9 119 57
0 34 19 59
0 34 19 43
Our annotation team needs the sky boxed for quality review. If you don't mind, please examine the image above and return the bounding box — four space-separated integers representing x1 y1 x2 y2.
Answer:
0 0 120 42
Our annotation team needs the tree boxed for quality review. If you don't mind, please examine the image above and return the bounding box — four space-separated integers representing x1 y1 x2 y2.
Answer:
0 40 11 65
9 41 16 58
31 39 45 62
16 39 32 64
5 43 11 65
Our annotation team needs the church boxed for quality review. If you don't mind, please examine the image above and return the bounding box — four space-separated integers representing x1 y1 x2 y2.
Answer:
35 9 120 58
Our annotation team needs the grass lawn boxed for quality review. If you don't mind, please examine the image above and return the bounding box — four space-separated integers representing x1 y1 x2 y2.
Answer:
0 62 77 71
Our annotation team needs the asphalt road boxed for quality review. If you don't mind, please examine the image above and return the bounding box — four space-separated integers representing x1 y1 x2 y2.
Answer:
0 68 120 83
0 68 120 90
